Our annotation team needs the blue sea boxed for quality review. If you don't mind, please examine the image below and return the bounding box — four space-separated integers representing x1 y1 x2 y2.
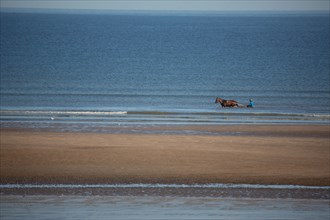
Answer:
1 12 329 129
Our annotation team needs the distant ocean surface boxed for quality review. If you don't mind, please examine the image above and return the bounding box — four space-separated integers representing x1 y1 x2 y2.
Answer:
1 12 329 129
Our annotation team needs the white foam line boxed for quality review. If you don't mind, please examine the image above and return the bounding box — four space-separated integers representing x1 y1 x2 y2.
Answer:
47 111 128 115
0 184 329 189
1 110 128 115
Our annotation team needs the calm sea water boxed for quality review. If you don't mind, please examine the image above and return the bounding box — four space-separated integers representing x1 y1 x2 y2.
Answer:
1 12 329 127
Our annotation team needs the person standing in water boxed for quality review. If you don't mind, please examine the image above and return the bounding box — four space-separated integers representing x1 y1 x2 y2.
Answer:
247 99 254 108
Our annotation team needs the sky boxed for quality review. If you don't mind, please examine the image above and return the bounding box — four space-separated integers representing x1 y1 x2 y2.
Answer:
0 0 329 12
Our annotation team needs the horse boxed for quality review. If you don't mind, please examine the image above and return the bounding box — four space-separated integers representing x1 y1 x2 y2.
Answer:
215 97 242 108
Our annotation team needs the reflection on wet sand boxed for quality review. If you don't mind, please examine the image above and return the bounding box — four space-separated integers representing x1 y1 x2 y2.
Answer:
1 195 329 220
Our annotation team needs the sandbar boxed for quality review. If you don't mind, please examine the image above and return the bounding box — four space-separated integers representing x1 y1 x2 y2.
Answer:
1 125 329 186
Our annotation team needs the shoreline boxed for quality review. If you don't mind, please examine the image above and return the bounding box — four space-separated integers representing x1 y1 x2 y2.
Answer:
1 125 329 186
1 184 329 199
2 123 330 137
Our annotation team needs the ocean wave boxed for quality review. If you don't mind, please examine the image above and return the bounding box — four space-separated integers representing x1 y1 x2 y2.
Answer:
128 111 330 118
1 110 329 126
1 109 329 119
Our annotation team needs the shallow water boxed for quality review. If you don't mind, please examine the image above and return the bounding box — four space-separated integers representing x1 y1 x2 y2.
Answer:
1 13 329 127
1 110 330 131
1 195 329 220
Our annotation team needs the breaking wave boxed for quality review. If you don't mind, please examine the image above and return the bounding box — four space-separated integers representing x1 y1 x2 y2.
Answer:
1 109 329 129
1 109 329 118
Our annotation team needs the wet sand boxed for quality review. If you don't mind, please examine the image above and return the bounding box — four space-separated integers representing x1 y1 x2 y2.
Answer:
1 125 329 186
1 184 329 199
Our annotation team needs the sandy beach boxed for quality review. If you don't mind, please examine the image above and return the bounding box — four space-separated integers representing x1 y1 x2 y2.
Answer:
1 125 329 186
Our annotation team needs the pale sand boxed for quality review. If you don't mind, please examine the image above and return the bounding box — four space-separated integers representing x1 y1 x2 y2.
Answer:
1 125 329 186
